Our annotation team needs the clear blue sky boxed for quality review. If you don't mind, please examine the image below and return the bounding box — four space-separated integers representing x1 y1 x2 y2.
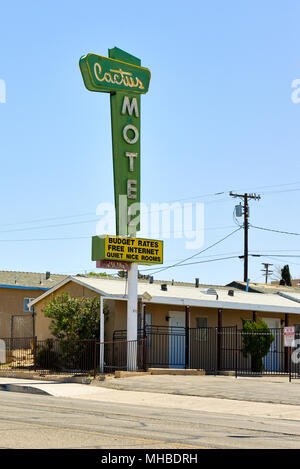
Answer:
1 0 300 285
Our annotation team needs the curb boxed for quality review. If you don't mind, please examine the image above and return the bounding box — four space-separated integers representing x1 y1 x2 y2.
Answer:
0 372 100 384
0 383 50 396
148 369 205 376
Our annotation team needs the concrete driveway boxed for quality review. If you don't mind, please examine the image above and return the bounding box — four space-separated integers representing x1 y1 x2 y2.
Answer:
93 374 300 406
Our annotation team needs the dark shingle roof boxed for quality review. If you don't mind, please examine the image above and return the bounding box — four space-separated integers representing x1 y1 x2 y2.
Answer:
226 281 300 294
0 271 68 289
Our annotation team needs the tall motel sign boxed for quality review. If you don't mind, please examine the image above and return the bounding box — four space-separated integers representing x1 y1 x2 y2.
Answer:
80 47 163 370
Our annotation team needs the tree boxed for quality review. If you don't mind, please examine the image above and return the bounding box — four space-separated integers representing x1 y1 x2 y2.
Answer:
38 293 109 371
43 293 109 341
280 265 292 286
241 318 274 372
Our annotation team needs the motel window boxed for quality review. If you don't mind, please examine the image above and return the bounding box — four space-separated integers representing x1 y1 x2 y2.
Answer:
145 313 152 345
196 317 208 341
138 312 152 329
138 312 152 330
24 298 35 312
145 312 152 329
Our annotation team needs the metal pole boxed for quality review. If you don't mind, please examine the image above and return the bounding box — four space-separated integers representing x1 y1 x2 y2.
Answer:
229 192 261 283
217 309 222 373
93 339 97 378
289 347 292 382
243 194 248 283
142 303 147 371
99 296 104 373
127 262 138 371
185 306 190 369
285 314 289 373
235 325 238 378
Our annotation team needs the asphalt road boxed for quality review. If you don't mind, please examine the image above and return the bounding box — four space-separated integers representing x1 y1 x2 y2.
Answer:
1 390 300 449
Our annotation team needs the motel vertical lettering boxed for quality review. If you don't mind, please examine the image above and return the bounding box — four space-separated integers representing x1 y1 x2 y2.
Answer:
109 48 141 236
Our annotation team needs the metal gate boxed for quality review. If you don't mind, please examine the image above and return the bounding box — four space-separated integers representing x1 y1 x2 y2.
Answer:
113 325 289 376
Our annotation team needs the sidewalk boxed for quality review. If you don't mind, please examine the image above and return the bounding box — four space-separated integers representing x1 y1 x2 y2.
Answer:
2 374 300 406
2 376 300 423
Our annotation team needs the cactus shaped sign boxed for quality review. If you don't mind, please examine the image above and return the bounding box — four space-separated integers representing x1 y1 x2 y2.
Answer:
80 47 151 235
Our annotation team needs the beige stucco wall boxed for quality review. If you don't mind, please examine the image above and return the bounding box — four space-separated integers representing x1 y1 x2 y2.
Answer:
0 287 46 338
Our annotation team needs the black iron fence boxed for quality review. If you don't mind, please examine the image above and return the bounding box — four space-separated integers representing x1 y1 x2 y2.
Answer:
113 325 291 376
0 337 146 376
218 326 287 375
288 332 300 380
100 339 146 373
0 337 35 370
0 327 295 377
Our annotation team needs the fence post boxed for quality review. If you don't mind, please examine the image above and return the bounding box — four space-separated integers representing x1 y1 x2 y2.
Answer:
289 346 292 382
33 336 37 372
235 325 238 379
185 306 190 369
93 339 97 378
142 303 147 371
217 309 222 373
142 337 147 371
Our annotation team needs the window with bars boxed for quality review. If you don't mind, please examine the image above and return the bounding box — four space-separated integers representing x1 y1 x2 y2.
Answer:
195 317 208 341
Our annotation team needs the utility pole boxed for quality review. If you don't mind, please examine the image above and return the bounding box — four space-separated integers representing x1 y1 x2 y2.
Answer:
261 263 273 284
230 192 261 282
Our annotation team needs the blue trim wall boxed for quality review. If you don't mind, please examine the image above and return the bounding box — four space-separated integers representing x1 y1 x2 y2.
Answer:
0 284 49 291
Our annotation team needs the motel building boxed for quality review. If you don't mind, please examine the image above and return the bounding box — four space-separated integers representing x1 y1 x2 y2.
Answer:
0 270 67 339
28 275 300 374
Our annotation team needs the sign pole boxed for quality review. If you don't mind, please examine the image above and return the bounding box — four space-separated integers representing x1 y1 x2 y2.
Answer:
127 262 138 371
80 47 160 373
99 295 104 373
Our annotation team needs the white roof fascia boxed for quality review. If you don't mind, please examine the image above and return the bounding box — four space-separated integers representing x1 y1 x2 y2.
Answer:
277 292 300 305
28 276 130 308
143 295 300 314
28 277 300 315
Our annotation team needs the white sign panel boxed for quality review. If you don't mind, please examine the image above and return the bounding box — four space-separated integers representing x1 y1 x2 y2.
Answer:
0 340 6 363
284 326 295 347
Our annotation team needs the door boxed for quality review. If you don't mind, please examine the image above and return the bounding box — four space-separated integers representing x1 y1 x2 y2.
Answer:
169 311 185 368
262 318 281 372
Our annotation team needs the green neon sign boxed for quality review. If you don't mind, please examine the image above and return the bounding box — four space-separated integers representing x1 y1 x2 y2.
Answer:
79 53 151 94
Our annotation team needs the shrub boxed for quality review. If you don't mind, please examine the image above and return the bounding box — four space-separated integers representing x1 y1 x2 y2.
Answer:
241 319 274 372
35 339 61 370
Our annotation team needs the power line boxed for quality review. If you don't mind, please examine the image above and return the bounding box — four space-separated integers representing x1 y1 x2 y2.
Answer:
252 254 300 258
141 249 300 271
258 255 300 268
0 236 91 242
140 255 241 271
0 212 95 228
2 180 300 230
262 187 300 195
0 219 100 234
0 224 238 241
251 225 300 236
141 227 242 275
